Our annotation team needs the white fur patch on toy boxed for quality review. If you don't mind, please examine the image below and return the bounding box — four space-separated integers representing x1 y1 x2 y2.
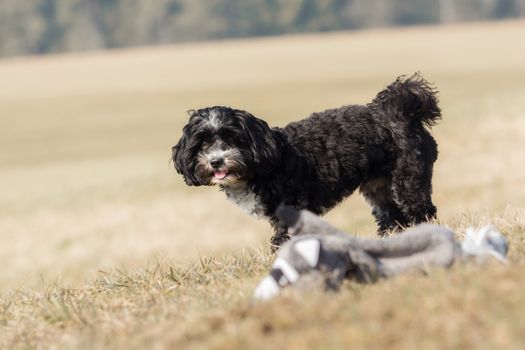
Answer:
253 276 280 301
462 225 508 263
273 257 299 283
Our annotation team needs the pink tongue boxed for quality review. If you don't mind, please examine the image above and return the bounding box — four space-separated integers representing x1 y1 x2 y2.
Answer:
214 170 228 180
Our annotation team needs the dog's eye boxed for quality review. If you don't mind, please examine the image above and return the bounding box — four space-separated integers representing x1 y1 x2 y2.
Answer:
219 134 230 143
222 133 240 146
201 141 210 148
219 130 234 142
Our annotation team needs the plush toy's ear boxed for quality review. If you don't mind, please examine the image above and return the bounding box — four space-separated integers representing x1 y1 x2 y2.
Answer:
172 121 201 186
236 110 282 174
293 238 321 267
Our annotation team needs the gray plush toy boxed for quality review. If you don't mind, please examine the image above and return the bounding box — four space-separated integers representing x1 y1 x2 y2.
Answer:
253 206 508 301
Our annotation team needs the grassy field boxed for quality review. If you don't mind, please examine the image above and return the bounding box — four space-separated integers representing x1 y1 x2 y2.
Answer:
1 20 525 349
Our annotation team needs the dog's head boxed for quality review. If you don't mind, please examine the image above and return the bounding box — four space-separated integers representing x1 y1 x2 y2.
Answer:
172 106 282 186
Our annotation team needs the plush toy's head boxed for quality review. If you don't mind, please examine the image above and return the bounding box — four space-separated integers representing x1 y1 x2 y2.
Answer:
254 206 351 301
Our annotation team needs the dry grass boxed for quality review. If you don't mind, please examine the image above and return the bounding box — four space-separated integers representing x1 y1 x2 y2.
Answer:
0 20 525 348
1 212 524 349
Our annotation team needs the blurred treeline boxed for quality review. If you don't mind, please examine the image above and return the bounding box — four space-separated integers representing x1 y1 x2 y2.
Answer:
1 0 524 58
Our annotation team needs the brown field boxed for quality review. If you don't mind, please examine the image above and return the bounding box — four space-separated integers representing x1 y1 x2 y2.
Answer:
1 20 525 349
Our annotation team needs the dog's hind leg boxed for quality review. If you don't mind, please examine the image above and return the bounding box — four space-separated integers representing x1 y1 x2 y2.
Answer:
390 147 437 226
360 177 409 235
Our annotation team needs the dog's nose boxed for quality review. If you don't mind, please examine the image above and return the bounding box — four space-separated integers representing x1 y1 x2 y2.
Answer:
210 157 224 169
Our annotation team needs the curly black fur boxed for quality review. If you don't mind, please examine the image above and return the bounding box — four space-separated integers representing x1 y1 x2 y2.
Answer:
172 73 441 249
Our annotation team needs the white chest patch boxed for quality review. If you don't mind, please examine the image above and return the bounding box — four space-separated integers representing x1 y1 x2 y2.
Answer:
223 185 267 220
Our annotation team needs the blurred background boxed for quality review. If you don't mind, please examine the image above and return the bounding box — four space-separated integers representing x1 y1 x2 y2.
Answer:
1 0 525 58
0 0 524 290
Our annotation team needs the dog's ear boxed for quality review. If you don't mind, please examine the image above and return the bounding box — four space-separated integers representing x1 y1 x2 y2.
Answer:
172 117 202 186
236 110 282 174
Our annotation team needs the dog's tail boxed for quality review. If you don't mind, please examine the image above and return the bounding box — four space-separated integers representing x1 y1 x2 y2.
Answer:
371 72 441 128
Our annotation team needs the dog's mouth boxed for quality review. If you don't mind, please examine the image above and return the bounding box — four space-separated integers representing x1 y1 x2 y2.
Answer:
195 156 244 185
213 169 228 180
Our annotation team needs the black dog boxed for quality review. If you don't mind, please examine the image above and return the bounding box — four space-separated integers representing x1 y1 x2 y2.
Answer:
172 73 441 249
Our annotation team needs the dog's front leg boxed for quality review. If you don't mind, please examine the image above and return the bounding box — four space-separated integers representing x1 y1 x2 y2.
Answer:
269 221 290 252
